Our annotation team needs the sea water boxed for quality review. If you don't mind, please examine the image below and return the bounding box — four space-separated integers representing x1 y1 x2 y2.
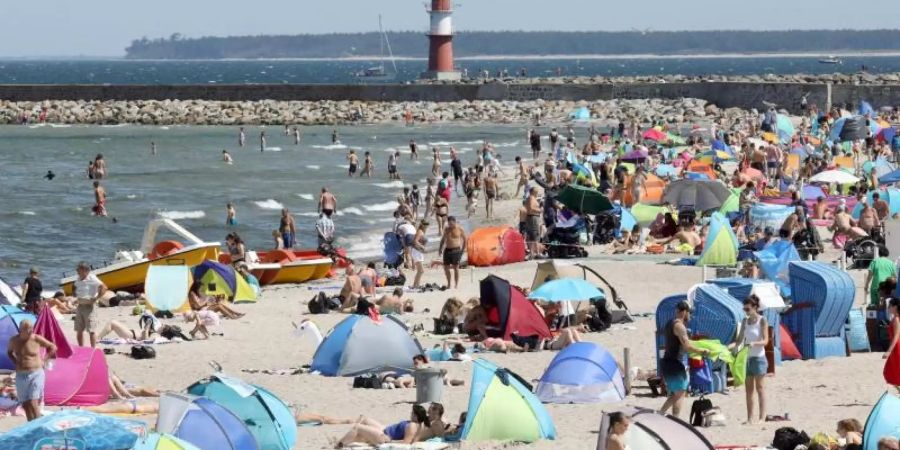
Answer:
0 123 530 284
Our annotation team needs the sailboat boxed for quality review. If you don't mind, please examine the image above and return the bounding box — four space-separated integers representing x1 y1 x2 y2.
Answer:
818 55 843 65
357 15 397 81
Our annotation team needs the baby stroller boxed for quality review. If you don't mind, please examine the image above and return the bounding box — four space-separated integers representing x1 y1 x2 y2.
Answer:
382 232 404 269
792 219 823 261
844 226 889 269
546 226 587 259
593 211 620 245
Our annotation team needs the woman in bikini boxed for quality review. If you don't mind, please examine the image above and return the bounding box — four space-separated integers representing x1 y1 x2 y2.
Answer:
189 281 244 320
334 404 429 448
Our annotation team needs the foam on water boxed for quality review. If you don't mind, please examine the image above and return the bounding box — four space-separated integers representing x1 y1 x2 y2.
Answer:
254 199 284 210
372 181 405 189
427 140 483 146
305 165 321 170
126 194 137 199
338 207 364 216
49 124 72 128
157 210 205 220
264 147 282 152
364 201 399 212
337 164 350 169
311 144 348 150
295 212 319 217
342 233 385 257
296 193 314 200
18 211 36 216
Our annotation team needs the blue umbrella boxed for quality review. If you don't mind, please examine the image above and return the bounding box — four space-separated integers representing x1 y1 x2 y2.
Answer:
880 169 900 185
0 410 148 450
859 100 875 117
529 278 605 302
620 208 637 232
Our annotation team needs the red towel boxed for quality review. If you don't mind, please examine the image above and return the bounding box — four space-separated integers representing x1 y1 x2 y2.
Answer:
34 306 73 359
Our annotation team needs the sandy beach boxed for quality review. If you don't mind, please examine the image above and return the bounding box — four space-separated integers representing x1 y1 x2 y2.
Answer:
0 166 891 450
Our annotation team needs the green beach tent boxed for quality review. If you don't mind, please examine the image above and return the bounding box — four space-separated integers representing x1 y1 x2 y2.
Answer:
719 188 743 215
192 261 257 304
630 203 672 226
696 212 738 266
460 359 556 443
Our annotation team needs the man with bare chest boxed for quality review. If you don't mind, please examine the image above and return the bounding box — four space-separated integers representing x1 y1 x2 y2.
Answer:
7 320 56 421
439 216 467 289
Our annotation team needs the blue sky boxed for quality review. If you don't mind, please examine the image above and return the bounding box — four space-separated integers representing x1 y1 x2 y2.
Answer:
2 0 897 56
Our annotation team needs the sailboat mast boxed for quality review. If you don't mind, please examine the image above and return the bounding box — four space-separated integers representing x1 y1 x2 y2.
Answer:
381 15 398 74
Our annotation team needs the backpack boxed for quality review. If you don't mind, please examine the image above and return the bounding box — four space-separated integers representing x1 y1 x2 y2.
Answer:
384 273 406 287
353 374 382 389
308 292 340 314
772 427 810 450
689 395 713 427
130 345 156 360
432 317 456 335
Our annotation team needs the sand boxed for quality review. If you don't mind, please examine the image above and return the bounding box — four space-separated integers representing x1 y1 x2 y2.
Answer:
0 169 889 450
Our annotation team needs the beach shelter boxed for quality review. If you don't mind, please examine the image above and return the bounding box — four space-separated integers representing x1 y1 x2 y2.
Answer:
311 314 424 376
34 303 72 358
863 158 896 181
876 126 897 144
134 433 202 450
881 169 900 185
530 278 605 303
642 128 667 142
619 208 637 232
39 306 110 406
480 275 552 341
466 226 527 267
749 203 793 231
157 392 260 450
863 392 900 450
0 410 147 450
776 114 796 144
810 169 860 185
631 203 671 226
663 180 731 211
192 260 257 303
686 161 717 180
0 306 36 370
530 261 630 316
146 265 192 312
754 240 801 297
719 188 742 215
655 164 678 178
0 277 21 306
624 173 666 206
536 342 625 404
696 212 738 267
569 107 590 121
187 372 296 450
829 116 868 142
460 359 556 442
596 408 714 450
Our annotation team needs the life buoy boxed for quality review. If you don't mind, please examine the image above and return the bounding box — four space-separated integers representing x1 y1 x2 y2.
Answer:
149 240 184 260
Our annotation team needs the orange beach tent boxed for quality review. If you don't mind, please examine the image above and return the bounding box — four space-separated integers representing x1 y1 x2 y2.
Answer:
624 173 667 206
466 227 527 267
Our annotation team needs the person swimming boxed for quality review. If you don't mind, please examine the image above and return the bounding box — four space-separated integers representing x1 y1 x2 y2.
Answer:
44 170 55 181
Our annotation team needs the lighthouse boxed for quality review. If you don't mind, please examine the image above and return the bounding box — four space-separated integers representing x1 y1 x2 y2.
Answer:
421 0 461 81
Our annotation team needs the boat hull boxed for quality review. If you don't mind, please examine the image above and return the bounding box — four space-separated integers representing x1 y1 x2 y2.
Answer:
60 245 220 295
222 249 334 286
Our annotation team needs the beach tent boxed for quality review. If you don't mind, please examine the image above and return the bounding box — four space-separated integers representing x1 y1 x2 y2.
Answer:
146 265 192 312
311 314 424 376
863 392 900 450
187 372 296 450
192 260 257 303
460 359 556 442
480 275 552 341
719 188 742 215
624 173 666 206
754 240 801 297
157 392 260 450
829 116 868 142
0 277 21 306
133 433 202 450
536 342 625 404
0 306 36 370
382 231 404 269
881 169 900 185
38 306 109 406
466 226 527 267
631 203 671 226
0 410 148 450
853 188 900 219
863 158 896 181
643 128 667 142
619 208 637 232
596 408 714 450
776 114 796 144
696 212 738 267
749 203 793 231
686 161 717 180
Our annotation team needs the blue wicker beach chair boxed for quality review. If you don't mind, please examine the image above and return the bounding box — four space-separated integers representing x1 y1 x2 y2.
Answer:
708 277 784 367
781 261 855 360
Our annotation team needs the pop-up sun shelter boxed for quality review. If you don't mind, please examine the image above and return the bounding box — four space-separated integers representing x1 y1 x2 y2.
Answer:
466 226 527 267
193 260 257 303
35 307 109 406
696 212 738 267
0 277 21 306
536 342 625 404
146 265 192 312
157 392 260 450
480 275 552 341
0 306 36 370
596 408 714 450
133 433 201 450
460 359 556 443
863 392 900 450
187 372 296 450
311 314 424 376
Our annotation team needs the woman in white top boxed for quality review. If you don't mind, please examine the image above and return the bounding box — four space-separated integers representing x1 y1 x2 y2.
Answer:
735 294 769 424
606 411 630 450
410 221 429 288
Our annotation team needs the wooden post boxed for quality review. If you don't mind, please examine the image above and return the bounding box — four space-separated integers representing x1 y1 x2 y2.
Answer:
624 347 632 395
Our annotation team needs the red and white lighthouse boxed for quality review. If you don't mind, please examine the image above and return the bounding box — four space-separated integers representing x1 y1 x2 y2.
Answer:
421 0 461 81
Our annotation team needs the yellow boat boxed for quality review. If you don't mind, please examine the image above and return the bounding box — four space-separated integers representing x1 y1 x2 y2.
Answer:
221 249 333 286
268 257 333 285
60 219 220 294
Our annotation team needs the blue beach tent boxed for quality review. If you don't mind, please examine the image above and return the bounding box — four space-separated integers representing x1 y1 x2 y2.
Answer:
187 373 296 450
0 306 37 370
157 392 259 450
863 392 900 450
754 240 801 297
460 359 556 442
311 314 424 377
535 342 625 404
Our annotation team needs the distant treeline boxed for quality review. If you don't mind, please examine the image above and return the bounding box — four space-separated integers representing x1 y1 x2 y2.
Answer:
124 30 900 59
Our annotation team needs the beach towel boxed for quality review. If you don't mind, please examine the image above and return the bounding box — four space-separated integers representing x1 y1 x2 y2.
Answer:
732 346 749 387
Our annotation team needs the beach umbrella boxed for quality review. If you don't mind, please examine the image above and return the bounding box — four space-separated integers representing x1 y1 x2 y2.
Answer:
529 278 605 302
741 166 766 181
859 101 875 117
0 410 147 450
133 433 201 450
684 172 711 180
556 184 613 214
710 139 733 154
876 127 896 144
809 169 860 184
719 188 742 214
655 164 678 178
620 208 638 232
880 169 900 185
666 133 686 145
621 148 648 161
663 179 732 211
642 128 667 142
698 150 732 164
776 114 795 144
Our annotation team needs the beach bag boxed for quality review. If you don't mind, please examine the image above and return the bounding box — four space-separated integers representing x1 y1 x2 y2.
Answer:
433 317 456 335
384 273 406 287
353 374 382 389
160 325 187 340
690 395 714 427
130 345 156 360
308 292 340 314
690 363 713 395
772 427 810 450
701 407 727 427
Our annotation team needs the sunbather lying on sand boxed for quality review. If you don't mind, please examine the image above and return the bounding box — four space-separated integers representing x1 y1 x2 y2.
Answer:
333 404 429 448
295 410 354 425
81 399 159 415
382 355 465 388
108 373 159 400
97 313 160 341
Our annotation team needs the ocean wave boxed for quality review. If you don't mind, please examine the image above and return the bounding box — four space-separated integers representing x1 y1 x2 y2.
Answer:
427 140 482 146
311 144 348 150
159 126 170 130
338 207 363 216
372 181 405 189
254 199 284 210
296 193 314 200
157 210 205 220
49 124 72 128
364 201 398 212
18 211 36 216
294 212 319 217
336 164 349 169
27 124 47 129
305 165 320 170
492 141 521 148
126 194 137 199
342 234 385 256
264 147 282 152
100 124 128 128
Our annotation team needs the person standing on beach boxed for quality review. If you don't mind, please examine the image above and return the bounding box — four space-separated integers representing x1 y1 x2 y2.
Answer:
484 173 499 220
92 181 107 217
280 208 296 248
347 150 359 177
431 147 442 177
514 156 529 198
73 262 107 348
7 319 56 421
529 129 542 160
225 203 237 226
438 216 466 290
362 151 374 178
884 298 900 393
450 147 463 196
524 187 542 255
409 139 419 160
21 267 43 314
239 127 246 147
316 211 335 248
259 131 266 152
735 295 769 424
659 301 709 418
319 187 337 216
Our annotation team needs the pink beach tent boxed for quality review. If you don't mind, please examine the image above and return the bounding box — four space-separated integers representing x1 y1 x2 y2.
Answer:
34 307 110 406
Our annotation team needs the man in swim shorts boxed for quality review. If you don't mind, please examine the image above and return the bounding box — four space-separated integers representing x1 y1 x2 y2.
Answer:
7 319 56 421
319 187 337 216
439 216 466 290
659 301 708 419
347 150 359 177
